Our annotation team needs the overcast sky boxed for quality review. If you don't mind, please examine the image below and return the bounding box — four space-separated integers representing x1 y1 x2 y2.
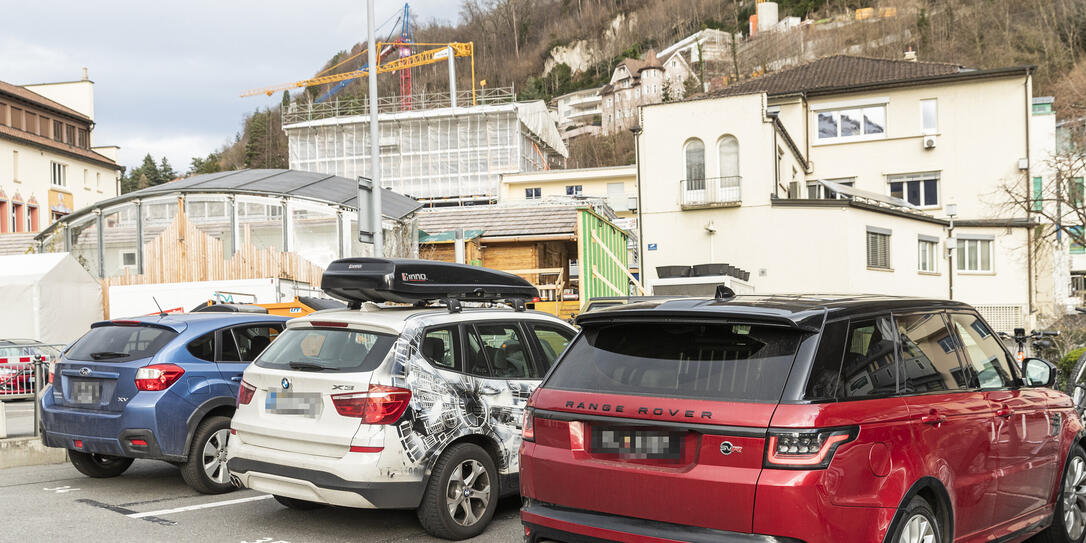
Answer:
1 0 461 172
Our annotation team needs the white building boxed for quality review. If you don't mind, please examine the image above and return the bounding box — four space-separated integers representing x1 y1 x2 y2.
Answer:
635 55 1063 331
0 69 122 254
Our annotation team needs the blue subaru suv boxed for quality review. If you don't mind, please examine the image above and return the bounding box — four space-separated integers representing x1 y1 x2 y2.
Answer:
41 313 288 493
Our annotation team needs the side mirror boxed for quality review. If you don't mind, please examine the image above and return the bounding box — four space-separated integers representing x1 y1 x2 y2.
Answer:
1023 358 1056 388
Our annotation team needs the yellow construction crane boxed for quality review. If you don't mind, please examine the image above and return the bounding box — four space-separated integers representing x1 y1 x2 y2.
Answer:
241 42 476 105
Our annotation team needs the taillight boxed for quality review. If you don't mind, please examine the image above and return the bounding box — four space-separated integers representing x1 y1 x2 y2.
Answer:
331 385 411 424
237 380 256 405
764 428 857 469
134 364 185 391
522 408 535 442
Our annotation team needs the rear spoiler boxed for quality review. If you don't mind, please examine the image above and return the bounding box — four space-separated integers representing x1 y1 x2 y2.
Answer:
90 320 186 333
575 309 826 333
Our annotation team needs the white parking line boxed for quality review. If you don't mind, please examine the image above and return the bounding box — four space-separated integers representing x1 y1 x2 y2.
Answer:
126 494 273 519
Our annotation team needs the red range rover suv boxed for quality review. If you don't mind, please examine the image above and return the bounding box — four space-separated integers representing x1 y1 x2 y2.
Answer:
520 295 1086 543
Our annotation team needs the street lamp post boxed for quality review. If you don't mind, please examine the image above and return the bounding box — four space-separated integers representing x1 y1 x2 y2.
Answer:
946 203 958 300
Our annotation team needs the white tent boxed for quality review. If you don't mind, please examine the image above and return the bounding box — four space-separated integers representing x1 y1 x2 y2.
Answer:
0 253 102 346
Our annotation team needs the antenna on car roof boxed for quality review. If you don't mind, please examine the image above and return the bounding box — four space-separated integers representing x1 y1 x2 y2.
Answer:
151 297 167 317
714 285 736 301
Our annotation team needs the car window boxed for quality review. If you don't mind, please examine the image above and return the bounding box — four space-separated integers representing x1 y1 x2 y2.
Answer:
220 331 242 362
803 320 848 401
895 313 967 393
255 328 396 373
529 324 575 369
187 332 215 361
228 325 281 363
464 327 492 377
476 323 537 379
66 325 178 362
841 316 899 398
948 313 1014 389
422 327 460 371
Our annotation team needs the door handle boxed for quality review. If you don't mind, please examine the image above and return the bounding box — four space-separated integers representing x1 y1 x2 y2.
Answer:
230 376 242 382
995 406 1014 418
921 410 947 425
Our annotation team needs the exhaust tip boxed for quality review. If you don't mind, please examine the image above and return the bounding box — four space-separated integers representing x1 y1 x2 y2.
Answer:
230 475 242 488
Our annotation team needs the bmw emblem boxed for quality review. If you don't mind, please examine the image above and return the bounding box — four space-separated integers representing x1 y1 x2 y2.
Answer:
79 367 91 376
281 378 291 390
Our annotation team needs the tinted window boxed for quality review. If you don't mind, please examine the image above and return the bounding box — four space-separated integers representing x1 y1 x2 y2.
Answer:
255 328 396 373
422 327 460 371
229 325 280 362
948 313 1014 389
546 322 803 402
220 331 241 362
476 323 536 379
464 327 492 377
187 333 215 361
530 324 575 369
841 317 898 398
67 325 178 362
895 313 966 393
803 320 848 401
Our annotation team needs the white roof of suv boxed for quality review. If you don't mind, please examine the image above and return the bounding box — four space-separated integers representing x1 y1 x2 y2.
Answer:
289 302 568 335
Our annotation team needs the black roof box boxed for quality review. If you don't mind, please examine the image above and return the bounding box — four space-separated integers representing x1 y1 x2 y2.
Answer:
321 258 539 305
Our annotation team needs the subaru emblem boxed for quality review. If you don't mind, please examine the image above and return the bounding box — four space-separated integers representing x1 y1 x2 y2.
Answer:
282 378 290 390
79 367 91 377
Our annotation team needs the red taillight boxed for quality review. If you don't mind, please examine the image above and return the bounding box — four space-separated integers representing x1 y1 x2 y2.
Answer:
349 445 384 453
134 364 185 391
73 440 83 449
309 321 349 328
331 385 411 424
237 380 256 405
764 428 856 469
130 439 148 447
230 429 237 435
522 408 535 442
110 320 142 326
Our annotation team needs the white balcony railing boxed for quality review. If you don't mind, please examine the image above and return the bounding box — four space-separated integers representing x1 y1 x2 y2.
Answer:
680 176 742 208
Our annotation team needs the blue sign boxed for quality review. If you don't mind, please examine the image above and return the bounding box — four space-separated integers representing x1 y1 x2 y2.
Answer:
647 243 658 251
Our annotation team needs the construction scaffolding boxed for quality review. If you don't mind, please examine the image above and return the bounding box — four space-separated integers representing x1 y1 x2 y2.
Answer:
284 87 569 204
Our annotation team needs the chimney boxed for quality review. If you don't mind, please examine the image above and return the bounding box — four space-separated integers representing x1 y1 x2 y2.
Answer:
904 49 917 62
81 67 89 81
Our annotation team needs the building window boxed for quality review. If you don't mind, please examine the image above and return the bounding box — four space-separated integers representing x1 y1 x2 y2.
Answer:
83 169 89 189
1070 177 1084 206
10 107 22 130
1071 226 1085 255
10 203 19 233
97 172 102 191
51 162 67 187
78 128 88 148
25 112 37 135
921 99 938 134
816 105 886 142
565 185 583 196
66 124 76 145
53 120 63 142
866 227 891 269
717 135 739 178
525 187 541 199
26 206 37 233
888 172 939 208
122 251 137 269
957 237 993 272
11 150 17 182
684 138 705 190
808 178 855 199
0 103 6 125
1032 176 1043 211
918 237 939 273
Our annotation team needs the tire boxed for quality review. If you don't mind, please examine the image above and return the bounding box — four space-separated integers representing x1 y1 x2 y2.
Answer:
888 496 941 543
180 415 235 495
273 495 325 510
1032 444 1086 543
68 450 134 478
416 443 499 540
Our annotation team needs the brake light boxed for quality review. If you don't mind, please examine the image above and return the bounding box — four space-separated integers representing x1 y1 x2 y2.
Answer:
130 439 148 447
522 408 535 442
134 364 185 391
331 385 411 424
237 380 256 405
349 445 384 453
310 321 349 328
110 320 142 326
765 428 856 469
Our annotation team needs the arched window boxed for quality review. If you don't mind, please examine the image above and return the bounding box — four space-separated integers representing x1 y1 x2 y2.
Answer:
718 135 739 178
684 139 705 190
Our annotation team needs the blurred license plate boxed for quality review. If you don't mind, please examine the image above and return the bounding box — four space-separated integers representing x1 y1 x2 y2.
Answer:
265 392 322 417
72 380 100 404
591 428 682 459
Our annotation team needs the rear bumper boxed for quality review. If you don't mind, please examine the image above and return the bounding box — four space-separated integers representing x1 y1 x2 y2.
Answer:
521 502 806 543
39 392 188 461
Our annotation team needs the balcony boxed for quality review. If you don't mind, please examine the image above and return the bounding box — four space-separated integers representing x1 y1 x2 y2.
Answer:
680 176 742 209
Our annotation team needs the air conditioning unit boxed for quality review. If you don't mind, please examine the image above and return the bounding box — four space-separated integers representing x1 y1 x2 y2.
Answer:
922 135 937 149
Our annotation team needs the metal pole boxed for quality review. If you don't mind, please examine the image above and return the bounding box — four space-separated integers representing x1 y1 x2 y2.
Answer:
367 0 383 257
448 47 457 108
454 227 465 264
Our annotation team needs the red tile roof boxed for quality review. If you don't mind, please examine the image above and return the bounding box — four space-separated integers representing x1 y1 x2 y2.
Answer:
0 80 91 123
0 124 119 169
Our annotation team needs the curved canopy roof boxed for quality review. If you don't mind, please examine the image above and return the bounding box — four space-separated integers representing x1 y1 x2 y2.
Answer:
37 169 421 239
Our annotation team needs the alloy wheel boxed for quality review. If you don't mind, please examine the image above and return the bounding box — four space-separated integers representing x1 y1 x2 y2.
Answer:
445 459 491 527
898 513 935 543
1064 456 1086 539
201 429 231 484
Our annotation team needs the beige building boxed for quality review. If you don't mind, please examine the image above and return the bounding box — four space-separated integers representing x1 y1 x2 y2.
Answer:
636 55 1061 331
0 69 121 254
500 165 637 218
600 50 699 135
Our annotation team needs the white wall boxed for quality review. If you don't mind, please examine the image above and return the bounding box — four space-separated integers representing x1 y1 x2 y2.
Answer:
22 80 95 122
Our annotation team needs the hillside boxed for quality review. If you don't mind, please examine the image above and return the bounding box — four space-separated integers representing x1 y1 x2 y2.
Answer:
163 0 1086 186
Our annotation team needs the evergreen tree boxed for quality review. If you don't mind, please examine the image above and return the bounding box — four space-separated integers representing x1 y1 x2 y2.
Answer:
137 173 150 190
137 154 161 185
189 152 224 175
281 91 291 110
244 110 270 168
158 157 177 184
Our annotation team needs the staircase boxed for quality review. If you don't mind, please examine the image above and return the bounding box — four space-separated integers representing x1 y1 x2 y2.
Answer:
0 233 37 256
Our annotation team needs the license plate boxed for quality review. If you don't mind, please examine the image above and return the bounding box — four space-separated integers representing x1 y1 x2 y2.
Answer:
591 427 682 459
265 392 322 417
72 380 101 404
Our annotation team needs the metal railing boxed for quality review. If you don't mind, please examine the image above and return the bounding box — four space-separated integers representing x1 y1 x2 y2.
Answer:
680 176 742 208
282 86 516 125
0 346 63 438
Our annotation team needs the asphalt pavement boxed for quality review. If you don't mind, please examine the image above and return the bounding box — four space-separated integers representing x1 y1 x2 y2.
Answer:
0 459 522 543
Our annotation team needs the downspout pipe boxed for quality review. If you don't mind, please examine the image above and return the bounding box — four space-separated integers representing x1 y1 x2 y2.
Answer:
1024 68 1034 315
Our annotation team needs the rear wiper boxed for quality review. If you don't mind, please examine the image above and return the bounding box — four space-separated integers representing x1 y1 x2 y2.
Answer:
89 351 129 360
288 361 333 372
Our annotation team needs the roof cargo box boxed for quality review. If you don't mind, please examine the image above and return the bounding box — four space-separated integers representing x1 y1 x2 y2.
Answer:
321 258 539 305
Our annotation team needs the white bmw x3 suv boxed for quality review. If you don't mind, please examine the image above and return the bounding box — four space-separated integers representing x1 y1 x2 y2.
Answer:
226 258 577 540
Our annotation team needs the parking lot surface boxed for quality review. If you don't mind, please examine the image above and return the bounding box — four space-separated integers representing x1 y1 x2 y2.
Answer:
0 459 521 542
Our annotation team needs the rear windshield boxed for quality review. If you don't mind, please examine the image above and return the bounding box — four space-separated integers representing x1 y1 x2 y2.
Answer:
66 325 178 362
255 328 396 373
545 322 803 402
